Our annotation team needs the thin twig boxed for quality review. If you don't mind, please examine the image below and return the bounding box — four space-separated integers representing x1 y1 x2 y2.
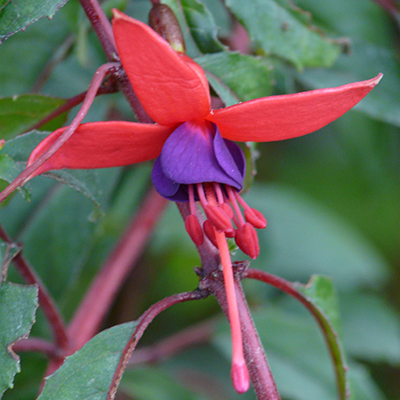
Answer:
26 85 119 133
68 187 168 351
13 337 59 359
0 225 69 349
128 318 216 366
0 62 119 205
108 290 208 399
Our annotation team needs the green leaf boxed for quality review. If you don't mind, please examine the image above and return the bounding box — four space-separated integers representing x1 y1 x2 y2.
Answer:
295 275 348 398
341 292 400 364
0 95 67 140
0 1 82 97
0 154 30 201
247 184 389 289
290 0 399 126
0 239 21 282
0 0 70 43
180 0 225 53
0 282 38 397
296 275 341 334
225 0 341 69
37 322 137 400
203 72 239 107
195 51 273 103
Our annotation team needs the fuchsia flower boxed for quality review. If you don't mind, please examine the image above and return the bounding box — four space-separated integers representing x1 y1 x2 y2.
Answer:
27 9 381 394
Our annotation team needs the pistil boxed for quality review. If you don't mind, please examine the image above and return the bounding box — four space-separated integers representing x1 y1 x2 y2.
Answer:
182 180 267 393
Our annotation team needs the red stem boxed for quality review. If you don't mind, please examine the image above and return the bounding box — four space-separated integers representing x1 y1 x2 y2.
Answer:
0 225 69 349
209 271 281 400
78 0 152 123
107 290 207 399
128 318 215 366
78 0 117 60
67 187 168 351
13 338 58 359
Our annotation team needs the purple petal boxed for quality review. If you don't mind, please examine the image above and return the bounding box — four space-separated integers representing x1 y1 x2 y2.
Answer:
160 121 243 189
152 157 180 197
213 128 245 187
152 157 190 201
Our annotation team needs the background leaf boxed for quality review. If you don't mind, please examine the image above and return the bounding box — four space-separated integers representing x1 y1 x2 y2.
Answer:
0 0 70 43
179 0 225 53
37 322 137 400
0 95 67 140
0 282 38 397
245 184 389 290
225 0 341 69
196 51 273 103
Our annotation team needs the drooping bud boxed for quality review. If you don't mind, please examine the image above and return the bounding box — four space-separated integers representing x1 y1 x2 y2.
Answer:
149 4 185 53
185 215 204 247
235 223 259 259
244 207 267 229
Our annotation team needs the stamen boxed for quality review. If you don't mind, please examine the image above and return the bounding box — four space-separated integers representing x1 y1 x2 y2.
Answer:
235 193 267 229
227 186 245 227
204 183 234 234
184 184 204 246
188 184 196 215
215 229 250 394
235 223 259 259
204 205 234 233
196 182 208 208
213 182 225 205
185 215 204 247
203 219 218 247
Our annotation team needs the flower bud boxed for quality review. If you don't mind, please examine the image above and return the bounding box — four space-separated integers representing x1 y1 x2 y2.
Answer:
149 4 185 53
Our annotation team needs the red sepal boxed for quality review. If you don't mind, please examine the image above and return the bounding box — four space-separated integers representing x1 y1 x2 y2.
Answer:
27 121 173 176
207 74 382 142
112 10 210 126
